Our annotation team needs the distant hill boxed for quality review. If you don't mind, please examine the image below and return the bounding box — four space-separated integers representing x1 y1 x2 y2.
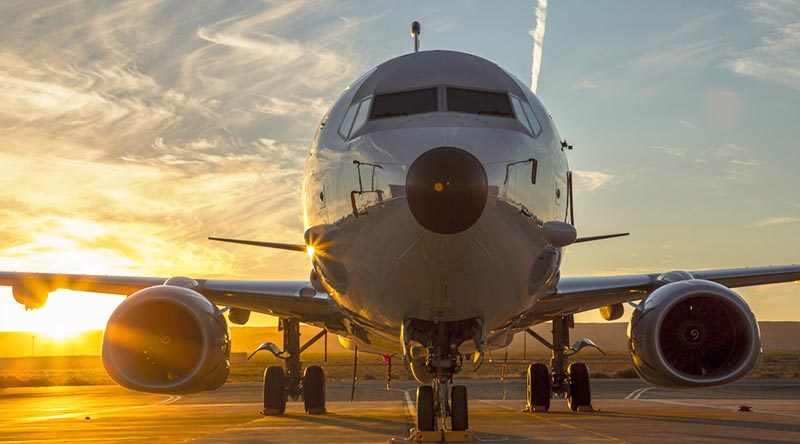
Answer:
1 322 798 358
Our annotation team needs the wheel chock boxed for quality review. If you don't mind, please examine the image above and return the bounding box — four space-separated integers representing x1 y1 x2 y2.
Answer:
407 428 473 442
576 405 596 412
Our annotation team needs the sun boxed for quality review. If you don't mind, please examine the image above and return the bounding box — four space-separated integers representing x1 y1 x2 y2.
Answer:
0 289 124 339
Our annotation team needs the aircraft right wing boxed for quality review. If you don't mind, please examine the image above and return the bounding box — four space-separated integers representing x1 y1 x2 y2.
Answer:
530 264 800 318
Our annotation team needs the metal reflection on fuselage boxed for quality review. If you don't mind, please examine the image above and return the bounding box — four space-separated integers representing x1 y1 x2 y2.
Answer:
301 51 568 341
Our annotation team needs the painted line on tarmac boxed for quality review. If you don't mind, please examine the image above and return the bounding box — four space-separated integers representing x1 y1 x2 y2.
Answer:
17 394 181 424
638 398 800 419
476 398 630 443
624 387 652 400
388 388 416 422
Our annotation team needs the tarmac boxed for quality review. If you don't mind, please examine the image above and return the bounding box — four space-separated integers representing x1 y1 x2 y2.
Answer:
2 379 800 443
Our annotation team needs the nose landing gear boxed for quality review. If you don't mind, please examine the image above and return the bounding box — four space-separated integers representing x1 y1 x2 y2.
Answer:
411 382 472 442
524 315 595 413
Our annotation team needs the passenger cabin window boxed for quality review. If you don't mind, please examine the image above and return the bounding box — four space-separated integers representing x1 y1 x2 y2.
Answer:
370 88 438 119
446 87 513 117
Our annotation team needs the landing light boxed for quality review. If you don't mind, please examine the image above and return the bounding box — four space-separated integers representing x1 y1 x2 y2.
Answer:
434 182 444 192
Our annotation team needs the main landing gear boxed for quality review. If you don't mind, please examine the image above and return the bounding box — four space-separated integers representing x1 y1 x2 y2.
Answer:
525 315 596 412
250 318 328 415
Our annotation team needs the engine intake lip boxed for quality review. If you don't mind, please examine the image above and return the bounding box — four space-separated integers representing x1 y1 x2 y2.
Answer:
103 286 213 392
658 296 750 377
651 280 761 386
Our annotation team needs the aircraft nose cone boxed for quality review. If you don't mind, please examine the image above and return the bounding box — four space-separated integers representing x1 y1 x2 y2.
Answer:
406 147 488 234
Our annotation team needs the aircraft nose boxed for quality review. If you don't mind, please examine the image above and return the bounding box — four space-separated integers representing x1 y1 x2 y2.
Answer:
405 147 488 234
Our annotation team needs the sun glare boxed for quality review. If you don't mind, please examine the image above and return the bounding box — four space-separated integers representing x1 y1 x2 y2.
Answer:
0 289 124 339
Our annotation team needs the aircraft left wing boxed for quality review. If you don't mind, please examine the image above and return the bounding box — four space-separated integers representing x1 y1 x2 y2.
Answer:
530 264 800 318
0 272 340 324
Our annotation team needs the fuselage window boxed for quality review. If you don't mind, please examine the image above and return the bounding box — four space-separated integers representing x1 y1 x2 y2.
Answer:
370 88 438 119
446 87 512 117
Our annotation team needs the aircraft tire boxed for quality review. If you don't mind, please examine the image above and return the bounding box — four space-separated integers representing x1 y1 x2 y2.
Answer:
567 362 591 411
416 385 435 431
262 366 286 415
527 363 551 412
303 365 326 414
451 385 469 431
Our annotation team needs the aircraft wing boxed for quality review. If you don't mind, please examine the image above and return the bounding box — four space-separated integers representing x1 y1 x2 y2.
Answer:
0 272 341 324
531 264 800 318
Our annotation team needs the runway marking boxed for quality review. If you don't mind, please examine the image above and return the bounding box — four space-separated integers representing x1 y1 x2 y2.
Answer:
388 388 416 422
13 394 181 424
476 398 630 443
624 387 651 400
638 398 800 419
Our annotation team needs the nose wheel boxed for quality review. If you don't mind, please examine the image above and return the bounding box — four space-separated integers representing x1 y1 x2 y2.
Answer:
413 383 471 440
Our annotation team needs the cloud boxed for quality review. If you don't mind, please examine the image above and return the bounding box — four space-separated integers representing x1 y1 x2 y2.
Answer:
679 120 697 130
753 216 800 227
652 145 689 158
727 1 800 90
573 80 598 90
571 170 615 192
0 0 376 286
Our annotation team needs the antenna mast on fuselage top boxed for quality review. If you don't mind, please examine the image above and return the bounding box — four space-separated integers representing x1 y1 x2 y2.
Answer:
411 21 421 53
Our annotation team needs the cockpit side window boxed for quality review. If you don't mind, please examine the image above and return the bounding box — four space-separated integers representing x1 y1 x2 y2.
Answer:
370 88 438 119
337 103 359 139
510 95 531 132
446 87 513 117
521 101 542 135
510 94 542 136
351 97 372 134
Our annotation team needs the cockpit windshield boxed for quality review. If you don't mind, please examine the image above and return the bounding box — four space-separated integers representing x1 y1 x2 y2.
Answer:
370 88 438 119
446 87 512 117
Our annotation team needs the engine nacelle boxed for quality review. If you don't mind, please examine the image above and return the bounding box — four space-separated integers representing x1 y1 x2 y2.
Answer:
102 285 231 394
628 279 761 389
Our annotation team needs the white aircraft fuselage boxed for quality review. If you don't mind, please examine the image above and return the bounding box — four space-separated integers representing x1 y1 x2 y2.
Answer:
302 51 568 352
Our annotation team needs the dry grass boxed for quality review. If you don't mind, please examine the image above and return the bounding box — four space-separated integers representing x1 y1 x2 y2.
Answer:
2 351 799 388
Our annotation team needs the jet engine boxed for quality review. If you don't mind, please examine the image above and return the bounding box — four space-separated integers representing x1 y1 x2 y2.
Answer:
102 285 231 394
628 278 761 389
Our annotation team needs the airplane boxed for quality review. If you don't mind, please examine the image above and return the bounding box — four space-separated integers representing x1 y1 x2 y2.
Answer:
2 21 799 435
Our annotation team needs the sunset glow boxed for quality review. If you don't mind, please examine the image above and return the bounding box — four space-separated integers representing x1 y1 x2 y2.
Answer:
0 0 799 333
0 290 124 338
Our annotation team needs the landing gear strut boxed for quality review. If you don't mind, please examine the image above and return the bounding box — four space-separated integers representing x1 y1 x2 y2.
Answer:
405 316 474 441
253 318 328 415
525 315 593 412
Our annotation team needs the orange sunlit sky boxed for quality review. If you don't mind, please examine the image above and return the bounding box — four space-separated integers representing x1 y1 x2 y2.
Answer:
1 1 799 339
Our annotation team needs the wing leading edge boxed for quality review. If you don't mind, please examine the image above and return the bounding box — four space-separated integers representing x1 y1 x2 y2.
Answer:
0 271 340 324
532 264 800 318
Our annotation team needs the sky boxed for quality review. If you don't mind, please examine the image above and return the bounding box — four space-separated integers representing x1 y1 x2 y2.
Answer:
0 0 799 334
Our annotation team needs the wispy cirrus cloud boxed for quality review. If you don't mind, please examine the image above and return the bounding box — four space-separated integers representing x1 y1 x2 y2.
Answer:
573 80 598 90
0 0 378 285
727 1 800 90
571 170 615 192
753 216 800 227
